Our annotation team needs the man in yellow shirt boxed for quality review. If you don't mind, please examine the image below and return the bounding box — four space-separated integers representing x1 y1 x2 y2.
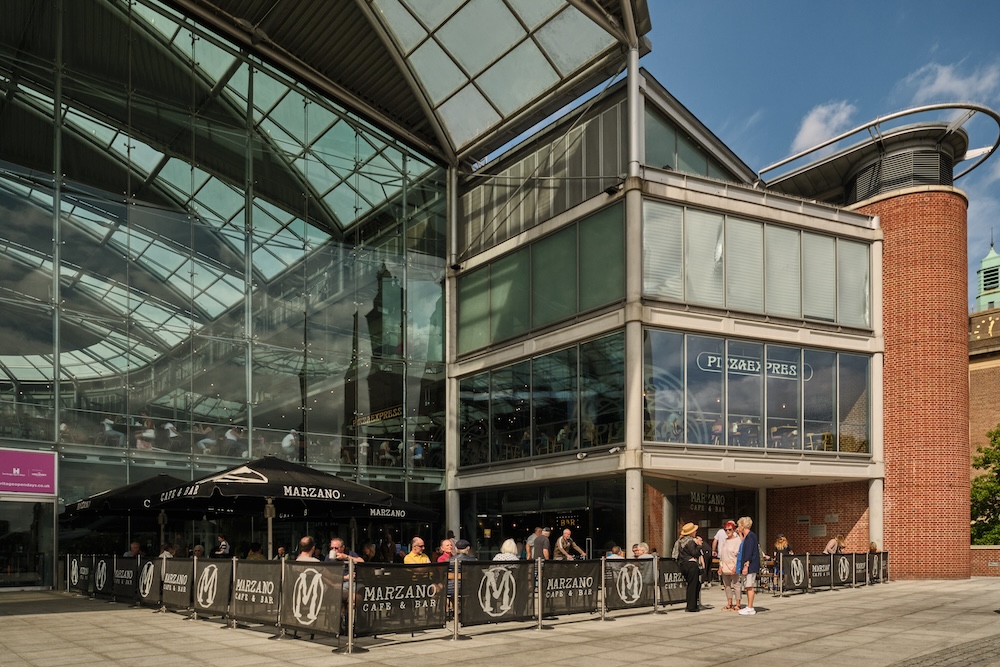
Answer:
403 536 429 564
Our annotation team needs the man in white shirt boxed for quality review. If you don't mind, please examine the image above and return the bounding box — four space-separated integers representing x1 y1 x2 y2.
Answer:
296 536 319 562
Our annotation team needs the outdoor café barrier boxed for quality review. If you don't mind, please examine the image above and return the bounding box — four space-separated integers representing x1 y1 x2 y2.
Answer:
775 552 890 594
63 551 891 653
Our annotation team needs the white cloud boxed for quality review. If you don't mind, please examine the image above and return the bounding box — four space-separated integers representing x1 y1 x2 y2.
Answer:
903 61 1000 105
790 101 857 154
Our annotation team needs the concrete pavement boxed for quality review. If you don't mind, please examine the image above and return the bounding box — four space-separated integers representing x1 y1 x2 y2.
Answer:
2 578 1000 666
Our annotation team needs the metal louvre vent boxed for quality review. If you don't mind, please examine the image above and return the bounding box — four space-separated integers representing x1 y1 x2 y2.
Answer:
847 150 954 203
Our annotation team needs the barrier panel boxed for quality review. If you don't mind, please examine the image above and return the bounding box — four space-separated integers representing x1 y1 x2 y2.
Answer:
869 552 890 583
355 562 448 635
231 560 281 626
604 559 655 611
161 558 194 610
137 558 162 607
541 559 600 616
193 559 232 617
808 554 833 589
657 558 686 605
279 561 343 637
113 557 140 602
92 555 114 599
784 554 809 592
68 555 92 595
852 554 869 586
459 560 535 626
833 554 853 587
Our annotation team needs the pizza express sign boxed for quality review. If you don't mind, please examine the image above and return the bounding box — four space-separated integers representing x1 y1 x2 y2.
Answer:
697 352 812 380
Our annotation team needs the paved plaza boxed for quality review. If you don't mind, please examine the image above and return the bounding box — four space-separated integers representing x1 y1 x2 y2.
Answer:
2 578 1000 666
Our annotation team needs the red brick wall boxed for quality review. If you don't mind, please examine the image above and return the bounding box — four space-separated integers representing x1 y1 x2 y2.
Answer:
971 546 1000 575
969 362 1000 477
859 190 970 579
768 482 870 553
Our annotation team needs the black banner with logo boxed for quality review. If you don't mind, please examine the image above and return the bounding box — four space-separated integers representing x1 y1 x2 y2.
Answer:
92 555 113 599
808 554 833 588
458 560 535 626
278 561 343 637
832 554 853 587
354 563 447 636
658 558 686 605
540 560 600 616
113 557 139 602
231 561 281 626
881 551 889 581
69 555 91 595
137 558 162 606
604 559 655 610
161 558 194 610
868 552 889 583
852 554 869 585
193 559 232 616
784 555 808 591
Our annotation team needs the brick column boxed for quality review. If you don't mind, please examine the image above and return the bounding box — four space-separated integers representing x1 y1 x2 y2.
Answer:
857 188 970 579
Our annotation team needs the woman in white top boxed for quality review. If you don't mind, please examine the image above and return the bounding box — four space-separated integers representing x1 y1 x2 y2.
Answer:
717 521 742 611
492 538 520 561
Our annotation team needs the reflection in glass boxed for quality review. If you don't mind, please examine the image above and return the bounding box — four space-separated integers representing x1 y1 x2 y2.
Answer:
803 349 836 450
492 361 531 461
727 340 762 447
838 354 870 453
580 333 625 448
460 373 491 466
765 346 801 449
643 330 685 443
532 347 577 454
685 336 723 445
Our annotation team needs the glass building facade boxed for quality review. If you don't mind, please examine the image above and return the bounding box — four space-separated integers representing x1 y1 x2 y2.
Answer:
1 0 447 564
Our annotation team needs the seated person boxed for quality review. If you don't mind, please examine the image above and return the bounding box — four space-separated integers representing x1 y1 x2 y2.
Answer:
281 429 299 460
100 416 125 448
223 426 245 457
194 423 215 453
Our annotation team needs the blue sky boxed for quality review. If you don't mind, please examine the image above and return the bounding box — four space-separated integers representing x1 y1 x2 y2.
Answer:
641 1 1000 308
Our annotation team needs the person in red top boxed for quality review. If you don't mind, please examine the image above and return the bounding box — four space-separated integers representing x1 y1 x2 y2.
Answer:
436 538 453 563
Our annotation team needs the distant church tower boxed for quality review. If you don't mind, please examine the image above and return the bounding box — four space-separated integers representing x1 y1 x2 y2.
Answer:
975 238 1000 312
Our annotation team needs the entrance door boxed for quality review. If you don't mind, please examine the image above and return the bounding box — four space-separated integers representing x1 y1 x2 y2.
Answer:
0 497 54 589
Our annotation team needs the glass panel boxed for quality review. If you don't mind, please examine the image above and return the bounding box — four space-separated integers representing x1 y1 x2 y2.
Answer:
531 226 576 328
508 0 562 29
403 0 464 31
436 0 524 77
726 340 762 447
408 38 466 104
765 225 801 318
534 7 615 76
579 204 623 311
437 84 502 149
802 232 836 322
686 335 723 445
676 132 707 176
643 200 683 300
457 266 490 354
838 354 870 453
0 500 54 588
685 209 724 306
532 347 577 454
726 217 763 312
765 345 801 449
477 40 559 116
644 106 676 171
460 373 491 467
375 0 429 53
838 239 870 328
580 333 625 448
803 349 836 451
492 361 531 461
643 330 685 443
491 248 530 342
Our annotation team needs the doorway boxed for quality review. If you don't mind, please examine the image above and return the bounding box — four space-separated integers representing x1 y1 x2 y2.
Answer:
0 497 55 589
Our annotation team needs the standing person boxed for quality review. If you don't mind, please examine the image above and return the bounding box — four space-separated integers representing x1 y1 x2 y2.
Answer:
736 516 760 615
675 523 703 612
403 537 430 564
525 527 542 559
772 534 792 591
554 528 587 560
711 521 732 563
717 520 741 610
533 528 551 560
823 533 845 554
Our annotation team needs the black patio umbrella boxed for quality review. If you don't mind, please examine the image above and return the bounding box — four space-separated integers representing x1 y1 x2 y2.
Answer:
62 473 191 546
150 456 398 556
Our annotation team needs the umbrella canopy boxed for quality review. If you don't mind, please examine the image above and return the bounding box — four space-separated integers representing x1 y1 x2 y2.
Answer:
150 456 393 517
63 473 189 519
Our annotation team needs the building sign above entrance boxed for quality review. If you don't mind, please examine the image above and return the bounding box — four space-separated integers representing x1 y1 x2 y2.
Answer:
0 449 57 495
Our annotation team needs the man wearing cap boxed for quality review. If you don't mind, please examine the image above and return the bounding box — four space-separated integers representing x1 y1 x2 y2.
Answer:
736 516 760 615
447 539 475 598
525 526 542 559
533 528 551 560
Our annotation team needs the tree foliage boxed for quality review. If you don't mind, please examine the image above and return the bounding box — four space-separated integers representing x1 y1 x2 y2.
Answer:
971 424 1000 544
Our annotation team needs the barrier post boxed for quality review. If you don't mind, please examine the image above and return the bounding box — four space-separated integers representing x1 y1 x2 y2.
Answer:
805 553 811 593
338 559 369 653
225 557 237 628
269 559 290 641
778 553 784 596
448 559 469 641
652 555 661 611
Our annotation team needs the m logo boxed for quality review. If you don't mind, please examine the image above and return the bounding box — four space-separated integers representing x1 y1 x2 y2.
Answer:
139 561 156 598
70 558 79 586
790 557 805 588
95 560 108 591
478 566 516 617
203 466 268 484
291 568 325 625
197 564 218 608
871 555 881 580
837 556 851 583
615 563 643 604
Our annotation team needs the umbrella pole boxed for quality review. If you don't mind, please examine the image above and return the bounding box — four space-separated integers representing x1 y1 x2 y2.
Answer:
265 497 276 559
